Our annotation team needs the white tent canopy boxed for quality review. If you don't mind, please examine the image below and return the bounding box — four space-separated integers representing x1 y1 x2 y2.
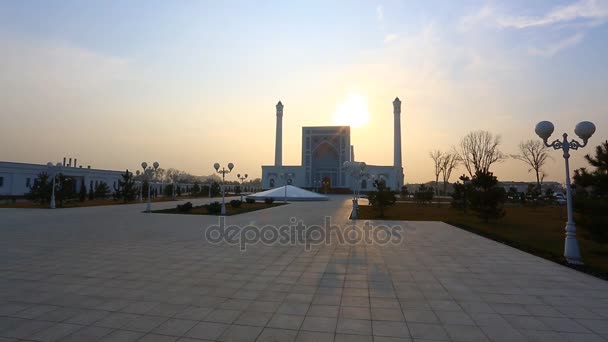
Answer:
246 185 329 202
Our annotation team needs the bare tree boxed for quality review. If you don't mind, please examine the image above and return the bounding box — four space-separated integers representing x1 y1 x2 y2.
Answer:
458 130 506 177
440 152 461 195
511 139 552 188
430 150 444 195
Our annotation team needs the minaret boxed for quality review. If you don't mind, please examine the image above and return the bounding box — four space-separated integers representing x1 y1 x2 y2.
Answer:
275 101 283 167
393 97 403 188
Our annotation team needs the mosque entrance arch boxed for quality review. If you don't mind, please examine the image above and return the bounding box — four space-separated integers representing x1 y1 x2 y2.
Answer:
312 142 339 188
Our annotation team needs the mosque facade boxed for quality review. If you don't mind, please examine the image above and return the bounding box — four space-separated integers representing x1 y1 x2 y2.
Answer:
261 98 405 192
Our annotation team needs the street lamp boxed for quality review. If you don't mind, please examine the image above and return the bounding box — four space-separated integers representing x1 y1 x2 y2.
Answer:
237 173 248 202
214 162 234 215
142 161 160 213
535 120 596 265
278 172 294 203
344 161 367 220
171 174 178 201
313 179 321 193
46 162 62 209
136 170 142 203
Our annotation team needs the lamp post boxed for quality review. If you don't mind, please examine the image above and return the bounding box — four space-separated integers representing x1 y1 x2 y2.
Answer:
142 161 160 213
535 120 596 265
237 173 248 202
313 179 321 193
214 162 234 215
46 162 62 209
278 172 294 203
136 170 142 203
344 161 367 220
171 175 178 201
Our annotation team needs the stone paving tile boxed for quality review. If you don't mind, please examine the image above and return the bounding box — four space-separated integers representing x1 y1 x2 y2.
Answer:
235 311 273 327
184 321 229 340
122 315 168 333
58 326 112 341
306 305 339 318
94 312 140 329
300 316 337 333
335 333 373 341
371 308 405 321
336 318 372 335
173 306 212 320
26 322 83 341
294 330 334 342
268 314 305 330
371 321 410 338
256 328 298 341
152 318 197 337
1 198 608 342
444 324 490 342
218 324 263 342
0 319 55 339
138 334 179 342
204 309 242 324
276 303 310 316
98 329 145 342
406 322 448 340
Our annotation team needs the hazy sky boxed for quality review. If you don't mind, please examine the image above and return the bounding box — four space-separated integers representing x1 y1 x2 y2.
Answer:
1 0 607 183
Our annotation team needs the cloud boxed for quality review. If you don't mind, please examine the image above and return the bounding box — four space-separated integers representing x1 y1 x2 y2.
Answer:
384 34 398 43
528 32 585 57
376 5 384 22
497 0 608 28
461 0 608 30
459 5 495 31
0 33 133 95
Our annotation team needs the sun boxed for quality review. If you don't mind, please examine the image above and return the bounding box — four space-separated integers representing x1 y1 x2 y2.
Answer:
332 93 370 128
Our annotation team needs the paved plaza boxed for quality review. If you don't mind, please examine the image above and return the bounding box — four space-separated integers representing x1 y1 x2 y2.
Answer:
0 196 607 342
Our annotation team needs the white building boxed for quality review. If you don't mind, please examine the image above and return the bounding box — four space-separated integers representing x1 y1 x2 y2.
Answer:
262 97 405 191
1 160 126 197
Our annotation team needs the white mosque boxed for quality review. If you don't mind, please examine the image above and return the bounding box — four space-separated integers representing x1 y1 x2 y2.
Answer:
261 97 404 191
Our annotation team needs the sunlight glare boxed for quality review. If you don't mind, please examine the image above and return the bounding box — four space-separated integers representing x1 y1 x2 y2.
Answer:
332 93 370 128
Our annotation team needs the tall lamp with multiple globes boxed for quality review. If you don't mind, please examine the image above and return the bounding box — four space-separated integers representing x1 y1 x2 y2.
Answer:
237 173 248 202
214 162 234 215
46 162 62 209
534 120 596 265
141 161 160 213
343 161 367 220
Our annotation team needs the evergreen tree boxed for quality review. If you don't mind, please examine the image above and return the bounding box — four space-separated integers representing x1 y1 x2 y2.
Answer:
95 182 110 199
192 182 201 197
451 175 473 212
88 184 95 200
27 172 52 204
114 170 137 203
573 140 608 240
469 170 506 222
368 178 396 218
55 174 76 207
79 179 87 202
210 182 221 197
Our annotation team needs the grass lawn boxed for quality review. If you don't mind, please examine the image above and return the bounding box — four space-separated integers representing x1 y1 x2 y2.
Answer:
0 197 175 209
358 202 608 280
152 202 285 216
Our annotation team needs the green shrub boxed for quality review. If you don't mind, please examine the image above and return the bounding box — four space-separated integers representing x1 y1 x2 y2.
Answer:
264 197 275 204
230 199 242 208
368 179 396 218
206 201 222 214
414 184 434 204
177 201 193 212
469 170 506 222
246 198 255 204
